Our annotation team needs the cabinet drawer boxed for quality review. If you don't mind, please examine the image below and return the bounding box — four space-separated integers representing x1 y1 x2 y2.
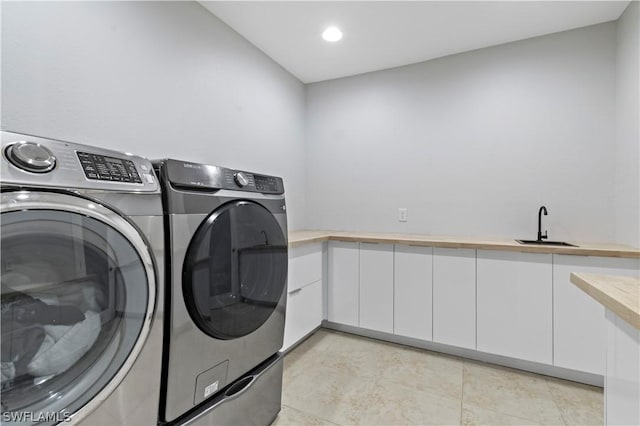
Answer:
288 243 322 292
283 280 323 351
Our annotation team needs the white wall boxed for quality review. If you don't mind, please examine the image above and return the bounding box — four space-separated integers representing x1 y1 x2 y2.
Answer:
615 2 640 248
306 23 618 243
1 1 307 229
3 3 634 245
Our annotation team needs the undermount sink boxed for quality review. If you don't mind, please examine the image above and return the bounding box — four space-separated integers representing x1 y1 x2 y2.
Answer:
516 239 578 247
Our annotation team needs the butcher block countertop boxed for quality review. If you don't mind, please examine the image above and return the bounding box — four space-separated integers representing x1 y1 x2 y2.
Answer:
571 273 640 330
288 230 640 259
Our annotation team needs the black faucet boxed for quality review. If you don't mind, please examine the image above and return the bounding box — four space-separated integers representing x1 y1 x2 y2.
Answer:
537 206 548 242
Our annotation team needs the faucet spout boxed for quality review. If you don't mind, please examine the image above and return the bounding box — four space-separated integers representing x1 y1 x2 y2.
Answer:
537 206 548 241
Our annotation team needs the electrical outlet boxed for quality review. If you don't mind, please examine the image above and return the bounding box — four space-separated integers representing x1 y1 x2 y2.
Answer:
398 208 408 222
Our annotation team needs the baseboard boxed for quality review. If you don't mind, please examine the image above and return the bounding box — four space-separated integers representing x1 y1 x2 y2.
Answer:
321 321 604 387
280 325 323 356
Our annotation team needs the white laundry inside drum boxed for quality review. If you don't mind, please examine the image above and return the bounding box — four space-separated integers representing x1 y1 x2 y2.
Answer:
27 310 101 377
1 272 112 391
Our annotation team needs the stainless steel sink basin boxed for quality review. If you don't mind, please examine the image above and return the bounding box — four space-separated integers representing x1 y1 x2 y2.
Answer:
516 239 578 247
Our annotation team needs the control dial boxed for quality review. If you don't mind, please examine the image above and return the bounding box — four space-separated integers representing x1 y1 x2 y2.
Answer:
234 172 249 187
5 141 56 173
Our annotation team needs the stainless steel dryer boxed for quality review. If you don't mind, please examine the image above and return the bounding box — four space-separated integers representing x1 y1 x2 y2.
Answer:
0 131 164 425
154 159 287 425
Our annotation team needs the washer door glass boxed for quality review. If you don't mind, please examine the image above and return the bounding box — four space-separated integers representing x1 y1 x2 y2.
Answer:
0 209 150 423
184 200 287 340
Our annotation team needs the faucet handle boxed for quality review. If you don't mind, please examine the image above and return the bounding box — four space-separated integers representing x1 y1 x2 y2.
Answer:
542 231 548 240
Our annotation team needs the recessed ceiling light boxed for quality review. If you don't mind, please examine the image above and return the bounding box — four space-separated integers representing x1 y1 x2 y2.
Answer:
322 27 343 42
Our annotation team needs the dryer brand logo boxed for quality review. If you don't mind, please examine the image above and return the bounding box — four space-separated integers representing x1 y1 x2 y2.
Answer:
183 163 201 169
2 411 72 423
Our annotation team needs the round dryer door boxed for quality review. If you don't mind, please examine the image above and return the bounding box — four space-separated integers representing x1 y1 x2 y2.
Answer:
183 200 287 340
0 191 156 424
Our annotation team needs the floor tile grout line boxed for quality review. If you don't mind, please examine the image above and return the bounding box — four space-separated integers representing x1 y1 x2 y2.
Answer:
281 402 342 425
543 378 571 426
461 401 550 425
284 330 599 426
459 359 573 425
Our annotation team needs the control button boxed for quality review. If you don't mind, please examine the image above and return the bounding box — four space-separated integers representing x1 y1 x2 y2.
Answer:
5 141 56 173
144 173 155 184
234 172 249 187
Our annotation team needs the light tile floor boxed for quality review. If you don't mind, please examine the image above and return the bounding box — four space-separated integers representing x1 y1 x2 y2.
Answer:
272 329 603 426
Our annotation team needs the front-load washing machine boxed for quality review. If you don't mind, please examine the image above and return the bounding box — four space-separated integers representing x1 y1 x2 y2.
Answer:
0 131 164 425
154 159 287 425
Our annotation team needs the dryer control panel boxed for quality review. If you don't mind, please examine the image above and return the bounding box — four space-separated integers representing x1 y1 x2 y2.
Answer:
1 131 159 192
160 159 284 195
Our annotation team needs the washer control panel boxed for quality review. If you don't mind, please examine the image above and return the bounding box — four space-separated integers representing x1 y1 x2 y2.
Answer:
77 151 143 183
1 131 158 192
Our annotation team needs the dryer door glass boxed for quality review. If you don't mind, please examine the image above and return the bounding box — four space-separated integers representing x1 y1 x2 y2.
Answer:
0 209 151 423
184 200 287 339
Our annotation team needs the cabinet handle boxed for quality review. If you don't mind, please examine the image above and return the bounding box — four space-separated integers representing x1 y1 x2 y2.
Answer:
289 287 303 295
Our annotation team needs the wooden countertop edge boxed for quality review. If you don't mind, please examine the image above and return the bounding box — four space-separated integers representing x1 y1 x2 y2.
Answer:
288 235 332 247
288 231 640 258
570 273 640 330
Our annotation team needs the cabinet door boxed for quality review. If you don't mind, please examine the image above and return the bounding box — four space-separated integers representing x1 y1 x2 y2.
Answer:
327 241 360 326
394 245 433 341
283 280 323 351
433 248 476 349
553 255 639 375
477 250 552 364
606 309 640 426
359 243 394 333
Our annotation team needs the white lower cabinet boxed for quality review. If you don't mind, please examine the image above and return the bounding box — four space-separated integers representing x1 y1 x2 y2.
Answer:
315 237 639 379
288 243 323 292
477 250 553 364
283 243 325 351
328 241 360 326
553 255 639 375
394 245 433 341
283 280 323 351
359 243 394 333
433 248 476 349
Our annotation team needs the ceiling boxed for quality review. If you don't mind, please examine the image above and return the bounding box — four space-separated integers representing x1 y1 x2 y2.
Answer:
200 1 629 84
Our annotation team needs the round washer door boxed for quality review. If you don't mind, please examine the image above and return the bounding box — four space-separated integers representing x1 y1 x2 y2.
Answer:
0 191 156 425
183 200 287 340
